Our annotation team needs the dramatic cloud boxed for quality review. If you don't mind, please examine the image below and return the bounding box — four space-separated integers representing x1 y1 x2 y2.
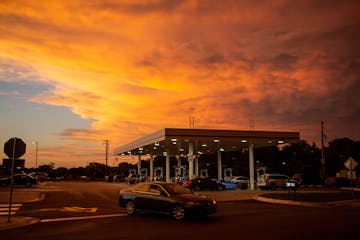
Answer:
0 0 359 167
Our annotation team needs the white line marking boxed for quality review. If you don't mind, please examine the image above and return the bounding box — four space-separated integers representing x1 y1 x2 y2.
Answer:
0 204 22 207
0 212 16 216
0 207 20 211
40 214 128 223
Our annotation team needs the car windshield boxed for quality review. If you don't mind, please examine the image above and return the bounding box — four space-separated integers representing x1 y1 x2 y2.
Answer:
162 183 193 195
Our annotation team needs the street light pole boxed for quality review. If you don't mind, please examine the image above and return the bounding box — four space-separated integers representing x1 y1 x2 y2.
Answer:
103 140 109 176
32 141 38 168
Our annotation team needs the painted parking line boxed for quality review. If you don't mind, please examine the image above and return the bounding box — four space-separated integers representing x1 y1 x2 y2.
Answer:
60 206 97 213
40 213 128 223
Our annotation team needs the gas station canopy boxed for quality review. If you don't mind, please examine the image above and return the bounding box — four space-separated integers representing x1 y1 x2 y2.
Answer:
114 128 300 156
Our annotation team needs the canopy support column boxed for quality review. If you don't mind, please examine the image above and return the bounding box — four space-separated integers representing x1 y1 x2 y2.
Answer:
249 143 255 190
150 155 154 181
188 142 194 180
217 149 222 180
166 150 170 182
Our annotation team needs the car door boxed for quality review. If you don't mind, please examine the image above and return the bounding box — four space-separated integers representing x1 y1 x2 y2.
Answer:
131 183 152 210
147 184 172 213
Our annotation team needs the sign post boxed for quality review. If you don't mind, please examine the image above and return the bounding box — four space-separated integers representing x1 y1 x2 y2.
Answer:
3 137 26 223
344 157 358 196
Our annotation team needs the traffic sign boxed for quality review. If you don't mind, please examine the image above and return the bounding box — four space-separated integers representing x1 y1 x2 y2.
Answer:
344 157 358 170
4 138 26 159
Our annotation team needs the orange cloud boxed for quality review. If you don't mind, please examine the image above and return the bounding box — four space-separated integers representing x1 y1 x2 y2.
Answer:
1 0 359 167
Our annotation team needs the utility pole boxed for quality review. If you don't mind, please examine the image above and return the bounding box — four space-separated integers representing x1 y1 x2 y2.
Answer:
249 119 254 131
103 140 109 176
189 116 195 128
32 141 38 168
320 121 326 179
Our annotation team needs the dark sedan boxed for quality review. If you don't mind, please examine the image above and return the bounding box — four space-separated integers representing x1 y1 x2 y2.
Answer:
118 182 217 220
0 174 37 187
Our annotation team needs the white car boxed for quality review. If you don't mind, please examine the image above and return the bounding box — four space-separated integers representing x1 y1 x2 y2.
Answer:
257 174 298 190
231 176 249 189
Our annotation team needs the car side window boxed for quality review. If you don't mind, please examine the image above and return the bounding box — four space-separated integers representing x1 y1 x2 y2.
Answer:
132 183 150 193
149 184 161 195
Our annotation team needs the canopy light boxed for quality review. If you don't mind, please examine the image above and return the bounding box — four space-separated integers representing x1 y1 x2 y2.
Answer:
241 139 247 143
213 139 220 143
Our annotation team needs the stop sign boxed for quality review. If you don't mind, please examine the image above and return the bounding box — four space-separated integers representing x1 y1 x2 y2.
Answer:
4 138 26 159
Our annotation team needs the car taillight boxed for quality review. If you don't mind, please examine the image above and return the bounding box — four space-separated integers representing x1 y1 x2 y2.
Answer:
183 180 191 186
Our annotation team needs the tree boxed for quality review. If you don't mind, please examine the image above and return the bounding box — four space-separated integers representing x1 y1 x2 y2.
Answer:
280 141 321 176
326 138 360 176
37 163 55 175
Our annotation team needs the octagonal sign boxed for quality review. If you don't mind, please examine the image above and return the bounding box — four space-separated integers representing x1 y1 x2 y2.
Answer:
4 138 26 159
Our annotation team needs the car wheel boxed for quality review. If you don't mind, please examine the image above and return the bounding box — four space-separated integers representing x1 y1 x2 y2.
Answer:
25 181 32 187
171 204 185 220
125 200 136 215
194 185 200 191
217 185 224 191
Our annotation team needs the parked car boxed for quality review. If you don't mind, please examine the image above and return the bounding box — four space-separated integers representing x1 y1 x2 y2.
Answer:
128 174 141 184
257 174 297 190
0 174 37 187
183 178 225 191
292 174 324 187
231 176 250 189
222 180 237 190
119 182 217 220
29 172 48 182
113 175 127 182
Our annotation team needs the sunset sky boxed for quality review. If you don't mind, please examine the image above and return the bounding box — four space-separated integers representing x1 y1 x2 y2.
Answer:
1 0 359 168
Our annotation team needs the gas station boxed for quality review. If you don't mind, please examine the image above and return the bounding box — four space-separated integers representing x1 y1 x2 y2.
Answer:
114 128 300 190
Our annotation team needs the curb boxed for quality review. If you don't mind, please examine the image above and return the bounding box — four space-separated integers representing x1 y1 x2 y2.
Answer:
23 192 46 203
0 216 40 231
253 196 322 206
253 195 360 206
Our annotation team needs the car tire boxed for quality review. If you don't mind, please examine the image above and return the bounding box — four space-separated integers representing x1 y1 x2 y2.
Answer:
171 204 185 220
194 185 200 191
125 200 136 215
217 185 224 191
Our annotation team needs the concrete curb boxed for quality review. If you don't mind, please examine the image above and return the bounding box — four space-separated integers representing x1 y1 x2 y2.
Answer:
253 195 360 206
253 196 322 206
23 192 46 203
0 216 40 231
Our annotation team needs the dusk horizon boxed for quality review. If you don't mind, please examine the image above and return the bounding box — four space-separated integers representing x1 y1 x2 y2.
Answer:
1 0 359 168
